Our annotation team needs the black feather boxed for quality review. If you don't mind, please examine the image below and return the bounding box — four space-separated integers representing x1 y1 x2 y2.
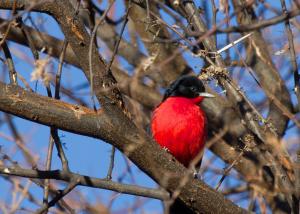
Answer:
163 75 205 101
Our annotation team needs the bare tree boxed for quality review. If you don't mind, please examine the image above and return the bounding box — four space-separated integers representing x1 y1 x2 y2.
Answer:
0 0 299 213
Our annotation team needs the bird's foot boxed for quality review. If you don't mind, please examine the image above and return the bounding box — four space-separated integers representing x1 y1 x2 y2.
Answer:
193 171 202 180
162 146 170 153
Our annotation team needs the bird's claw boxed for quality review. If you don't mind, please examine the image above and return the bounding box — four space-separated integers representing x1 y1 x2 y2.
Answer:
162 146 170 153
193 171 202 180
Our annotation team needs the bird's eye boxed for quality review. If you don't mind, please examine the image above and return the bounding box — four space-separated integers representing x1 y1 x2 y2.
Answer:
190 87 197 92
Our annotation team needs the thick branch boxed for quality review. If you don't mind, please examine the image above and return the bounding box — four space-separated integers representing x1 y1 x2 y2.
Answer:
0 82 247 213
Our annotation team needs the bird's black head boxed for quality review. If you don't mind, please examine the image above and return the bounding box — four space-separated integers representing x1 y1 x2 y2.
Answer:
163 75 212 101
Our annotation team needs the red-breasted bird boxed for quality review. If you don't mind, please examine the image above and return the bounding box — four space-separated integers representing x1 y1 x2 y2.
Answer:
151 75 214 167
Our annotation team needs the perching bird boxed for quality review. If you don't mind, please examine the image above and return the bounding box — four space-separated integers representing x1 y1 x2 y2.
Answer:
151 75 214 168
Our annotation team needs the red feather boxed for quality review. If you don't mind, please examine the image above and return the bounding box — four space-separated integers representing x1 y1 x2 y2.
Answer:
151 96 207 166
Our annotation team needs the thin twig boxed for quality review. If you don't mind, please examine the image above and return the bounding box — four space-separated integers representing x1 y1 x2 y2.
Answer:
36 177 80 214
145 0 150 22
10 180 32 213
89 1 115 109
265 90 300 129
44 41 70 173
0 1 49 33
4 114 37 167
50 128 70 172
296 150 300 211
16 73 33 91
91 1 125 25
42 136 55 209
280 0 300 113
105 1 131 73
19 18 39 60
217 8 300 33
164 129 227 213
150 11 194 47
189 128 228 171
40 39 69 211
0 0 17 46
55 40 68 99
0 41 17 85
154 4 300 68
229 34 262 88
44 76 69 172
0 166 170 200
216 33 253 54
215 146 248 191
210 0 218 46
2 152 74 213
106 146 116 180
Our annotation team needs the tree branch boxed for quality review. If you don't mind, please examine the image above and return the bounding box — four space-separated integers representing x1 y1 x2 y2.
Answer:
217 8 300 33
0 165 169 201
0 82 247 213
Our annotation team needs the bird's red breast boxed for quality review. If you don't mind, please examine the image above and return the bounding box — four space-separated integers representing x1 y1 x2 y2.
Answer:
151 96 207 166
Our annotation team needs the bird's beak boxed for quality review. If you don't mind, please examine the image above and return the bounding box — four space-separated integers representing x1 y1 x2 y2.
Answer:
198 92 215 98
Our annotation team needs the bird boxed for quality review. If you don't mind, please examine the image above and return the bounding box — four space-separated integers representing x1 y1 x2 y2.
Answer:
151 75 214 168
